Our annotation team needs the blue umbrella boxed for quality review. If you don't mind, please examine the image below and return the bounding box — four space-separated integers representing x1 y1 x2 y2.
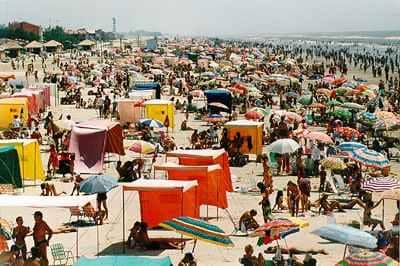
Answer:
350 148 389 169
338 142 367 153
312 224 377 249
80 175 118 194
139 119 164 128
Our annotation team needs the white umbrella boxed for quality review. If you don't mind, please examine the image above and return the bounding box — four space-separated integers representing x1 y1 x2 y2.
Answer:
268 138 300 154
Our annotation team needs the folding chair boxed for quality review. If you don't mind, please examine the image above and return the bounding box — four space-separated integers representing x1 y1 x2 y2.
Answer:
50 243 74 266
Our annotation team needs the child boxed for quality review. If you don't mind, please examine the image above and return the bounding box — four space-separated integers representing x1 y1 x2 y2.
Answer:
12 216 30 260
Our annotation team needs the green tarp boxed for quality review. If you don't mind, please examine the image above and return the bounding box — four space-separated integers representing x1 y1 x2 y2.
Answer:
0 146 22 188
74 256 173 266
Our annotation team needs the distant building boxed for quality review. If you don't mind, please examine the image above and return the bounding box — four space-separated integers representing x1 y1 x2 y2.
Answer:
65 28 96 41
145 38 158 51
9 21 41 36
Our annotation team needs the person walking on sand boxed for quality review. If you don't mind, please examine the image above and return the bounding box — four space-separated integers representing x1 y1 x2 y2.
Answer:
12 216 30 260
32 211 52 266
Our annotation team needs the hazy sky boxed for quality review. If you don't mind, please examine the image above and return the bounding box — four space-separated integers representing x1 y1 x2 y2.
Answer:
1 0 399 36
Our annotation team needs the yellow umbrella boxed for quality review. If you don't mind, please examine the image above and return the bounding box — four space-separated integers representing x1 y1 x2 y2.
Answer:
321 157 347 170
286 217 310 228
128 140 156 154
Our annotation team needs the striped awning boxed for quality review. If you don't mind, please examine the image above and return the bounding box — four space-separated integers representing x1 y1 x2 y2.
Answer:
159 216 233 247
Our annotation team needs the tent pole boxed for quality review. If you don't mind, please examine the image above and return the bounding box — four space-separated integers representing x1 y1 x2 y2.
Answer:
192 239 197 253
96 223 99 256
382 199 385 224
76 227 79 260
343 244 347 260
122 188 126 254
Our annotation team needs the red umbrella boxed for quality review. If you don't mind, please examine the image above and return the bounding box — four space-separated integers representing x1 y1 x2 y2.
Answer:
245 111 262 120
335 127 361 139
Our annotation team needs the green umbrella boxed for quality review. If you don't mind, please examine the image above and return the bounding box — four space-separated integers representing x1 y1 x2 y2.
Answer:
250 107 271 116
299 95 313 106
327 100 343 107
330 108 352 119
336 87 352 96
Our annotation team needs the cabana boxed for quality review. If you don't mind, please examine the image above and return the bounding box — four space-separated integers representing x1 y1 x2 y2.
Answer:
0 194 96 258
12 91 39 115
153 163 227 217
69 120 125 174
224 120 264 156
43 40 63 53
78 40 96 51
166 149 233 192
144 99 174 128
22 88 46 112
122 179 199 228
0 146 22 188
0 97 29 129
0 139 44 182
25 41 43 54
117 99 144 124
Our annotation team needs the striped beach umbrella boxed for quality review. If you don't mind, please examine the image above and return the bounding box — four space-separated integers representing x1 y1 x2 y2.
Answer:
336 251 397 266
362 177 400 192
338 142 367 153
350 148 389 169
139 119 164 128
159 216 234 248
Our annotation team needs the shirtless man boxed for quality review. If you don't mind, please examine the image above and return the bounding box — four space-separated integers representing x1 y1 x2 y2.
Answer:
12 216 30 260
287 181 301 217
33 211 53 266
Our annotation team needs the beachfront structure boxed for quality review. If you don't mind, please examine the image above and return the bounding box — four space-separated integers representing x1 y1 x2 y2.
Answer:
43 40 63 52
144 99 174 128
224 120 264 156
25 40 43 54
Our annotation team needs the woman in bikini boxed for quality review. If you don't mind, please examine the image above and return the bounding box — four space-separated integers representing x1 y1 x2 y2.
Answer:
12 216 30 260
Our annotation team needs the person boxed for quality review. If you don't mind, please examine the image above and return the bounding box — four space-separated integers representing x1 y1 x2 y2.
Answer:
287 181 300 217
311 144 321 177
32 211 52 266
362 198 385 230
265 246 328 255
70 174 83 196
30 128 42 144
40 183 65 196
319 166 327 192
272 190 286 211
298 177 311 213
12 115 22 131
136 222 184 250
97 192 108 220
239 244 264 266
96 95 104 118
257 182 273 222
103 95 111 118
23 247 41 266
12 216 30 261
181 119 193 131
178 253 197 266
316 194 345 214
262 155 272 188
8 245 24 266
127 222 141 249
47 144 59 177
64 115 74 130
238 210 259 232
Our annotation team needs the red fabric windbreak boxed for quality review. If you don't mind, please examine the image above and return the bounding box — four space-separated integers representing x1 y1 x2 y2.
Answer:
139 187 199 228
167 169 228 209
178 152 233 192
104 123 125 155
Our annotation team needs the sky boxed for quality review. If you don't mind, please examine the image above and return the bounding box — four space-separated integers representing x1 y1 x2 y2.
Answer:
1 0 399 36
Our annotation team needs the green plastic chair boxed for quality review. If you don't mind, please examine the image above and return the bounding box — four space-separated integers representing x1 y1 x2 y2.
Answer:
50 243 74 266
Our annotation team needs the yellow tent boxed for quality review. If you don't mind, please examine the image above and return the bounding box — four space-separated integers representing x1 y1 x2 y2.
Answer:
0 139 44 182
224 120 264 156
0 98 29 129
144 100 175 128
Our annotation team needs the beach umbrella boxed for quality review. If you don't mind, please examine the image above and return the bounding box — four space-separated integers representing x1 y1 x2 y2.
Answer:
251 219 299 245
342 102 364 111
298 95 313 106
330 109 352 120
304 131 333 144
327 100 343 107
205 114 227 123
250 107 270 117
336 87 352 96
321 157 347 170
317 88 332 96
190 90 204 97
268 139 300 154
335 127 361 139
139 119 164 128
361 177 400 192
350 148 389 169
375 111 396 121
379 189 400 200
159 216 234 250
245 111 262 120
333 77 348 87
338 142 367 153
285 91 299 98
129 140 156 154
312 224 377 249
80 175 118 194
373 119 400 131
359 112 378 124
208 102 230 111
284 111 303 122
285 217 310 229
336 251 397 266
342 82 357 89
309 103 326 109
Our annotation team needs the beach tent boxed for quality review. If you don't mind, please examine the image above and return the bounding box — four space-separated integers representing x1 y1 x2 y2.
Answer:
205 89 232 113
154 163 227 214
0 139 44 182
43 40 63 52
0 98 29 129
25 41 43 54
132 81 161 99
144 100 174 129
22 88 45 112
69 120 125 174
166 149 233 192
34 84 52 107
78 40 96 50
117 99 144 124
75 256 173 266
0 146 22 188
224 120 264 156
122 179 199 228
12 91 38 115
128 90 155 101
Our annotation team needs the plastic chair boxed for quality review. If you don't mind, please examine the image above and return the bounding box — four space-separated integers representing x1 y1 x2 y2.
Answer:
50 243 74 266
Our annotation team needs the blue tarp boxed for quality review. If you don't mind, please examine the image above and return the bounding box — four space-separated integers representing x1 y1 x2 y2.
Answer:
204 89 232 113
74 256 172 266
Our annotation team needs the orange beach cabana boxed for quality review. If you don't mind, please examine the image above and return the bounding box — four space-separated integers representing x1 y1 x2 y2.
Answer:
166 149 233 192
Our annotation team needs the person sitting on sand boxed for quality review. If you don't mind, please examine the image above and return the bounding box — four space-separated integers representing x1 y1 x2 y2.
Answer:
315 194 345 214
12 216 30 260
127 222 141 249
240 244 265 266
178 253 197 266
70 174 83 196
239 210 259 232
181 120 194 131
272 190 287 211
136 222 185 250
40 183 65 196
